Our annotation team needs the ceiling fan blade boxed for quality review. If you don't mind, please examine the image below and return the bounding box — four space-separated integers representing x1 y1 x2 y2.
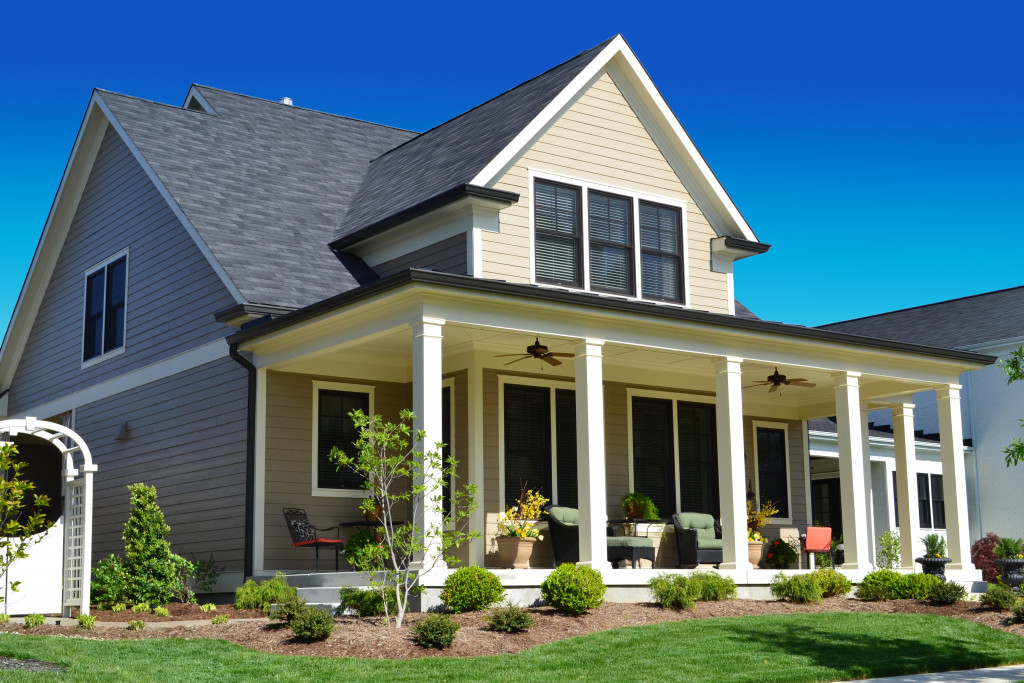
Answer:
541 356 562 366
494 354 528 357
744 381 773 388
787 377 809 383
788 381 816 388
768 384 779 393
548 352 575 358
503 357 529 366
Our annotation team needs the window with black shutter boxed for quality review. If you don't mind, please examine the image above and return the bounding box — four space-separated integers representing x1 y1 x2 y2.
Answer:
631 396 675 514
639 202 683 302
756 426 789 518
502 383 578 508
893 471 899 527
534 181 582 287
917 472 932 528
930 474 945 529
588 191 633 295
83 254 127 362
317 390 369 490
555 389 578 508
677 401 718 517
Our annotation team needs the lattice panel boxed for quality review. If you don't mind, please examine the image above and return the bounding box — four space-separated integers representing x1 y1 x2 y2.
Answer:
63 480 85 607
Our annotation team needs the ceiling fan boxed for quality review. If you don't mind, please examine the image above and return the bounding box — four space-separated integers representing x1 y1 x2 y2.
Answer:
746 367 816 393
495 337 574 367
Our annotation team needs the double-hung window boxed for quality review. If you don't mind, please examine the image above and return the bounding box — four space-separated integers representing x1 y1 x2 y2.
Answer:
83 253 128 363
754 423 790 520
502 381 577 508
533 177 684 303
891 471 945 529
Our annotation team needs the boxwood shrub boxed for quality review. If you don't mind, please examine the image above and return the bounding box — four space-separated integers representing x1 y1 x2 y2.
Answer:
289 608 335 641
928 580 966 605
540 564 606 615
440 566 505 613
413 613 460 649
980 582 1017 611
485 604 534 633
770 572 823 604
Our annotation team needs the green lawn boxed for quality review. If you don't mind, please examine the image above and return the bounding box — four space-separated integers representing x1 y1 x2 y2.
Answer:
1 612 1023 682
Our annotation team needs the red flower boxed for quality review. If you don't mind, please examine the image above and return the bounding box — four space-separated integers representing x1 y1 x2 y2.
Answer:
768 553 773 558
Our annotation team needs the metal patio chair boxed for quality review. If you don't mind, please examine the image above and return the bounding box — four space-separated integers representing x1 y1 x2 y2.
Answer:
282 507 343 572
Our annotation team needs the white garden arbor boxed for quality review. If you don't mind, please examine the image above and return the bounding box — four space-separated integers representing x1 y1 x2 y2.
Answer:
0 417 97 617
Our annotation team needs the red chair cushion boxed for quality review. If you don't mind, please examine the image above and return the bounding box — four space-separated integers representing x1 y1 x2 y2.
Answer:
293 538 344 546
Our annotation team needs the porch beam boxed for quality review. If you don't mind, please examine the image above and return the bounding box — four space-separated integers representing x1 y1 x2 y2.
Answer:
575 339 610 571
715 357 750 570
937 385 971 569
892 403 920 569
412 317 446 569
861 403 875 568
834 371 870 570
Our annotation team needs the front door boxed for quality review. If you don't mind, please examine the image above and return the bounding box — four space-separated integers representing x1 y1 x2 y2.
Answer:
810 478 843 540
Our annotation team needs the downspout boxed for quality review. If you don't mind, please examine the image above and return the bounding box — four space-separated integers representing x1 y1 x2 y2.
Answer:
229 343 256 579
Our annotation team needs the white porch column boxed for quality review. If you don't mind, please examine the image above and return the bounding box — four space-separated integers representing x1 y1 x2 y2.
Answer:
575 339 610 571
834 371 869 570
467 360 486 567
412 317 446 569
715 357 749 570
937 384 971 569
861 403 876 568
892 403 920 570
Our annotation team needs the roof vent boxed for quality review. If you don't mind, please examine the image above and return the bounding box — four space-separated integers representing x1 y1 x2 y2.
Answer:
279 97 293 106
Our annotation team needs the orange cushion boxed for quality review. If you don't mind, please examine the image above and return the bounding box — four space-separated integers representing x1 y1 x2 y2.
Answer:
293 538 343 546
804 526 832 553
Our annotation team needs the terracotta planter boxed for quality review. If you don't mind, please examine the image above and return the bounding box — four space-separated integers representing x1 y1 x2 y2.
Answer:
748 541 765 567
916 556 952 580
995 558 1024 591
497 536 537 569
363 504 383 523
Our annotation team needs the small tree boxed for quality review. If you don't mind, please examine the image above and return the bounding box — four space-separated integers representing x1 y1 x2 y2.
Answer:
330 409 478 627
120 483 188 605
999 346 1024 466
0 443 54 606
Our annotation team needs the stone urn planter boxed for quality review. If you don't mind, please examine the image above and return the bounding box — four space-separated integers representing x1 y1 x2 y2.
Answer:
497 536 537 569
995 558 1024 591
916 556 952 580
748 541 765 567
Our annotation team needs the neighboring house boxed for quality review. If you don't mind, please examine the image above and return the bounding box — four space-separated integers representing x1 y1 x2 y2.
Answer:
819 286 1024 550
0 35 994 598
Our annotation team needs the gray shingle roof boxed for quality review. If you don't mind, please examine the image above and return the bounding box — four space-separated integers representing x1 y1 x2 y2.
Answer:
100 87 416 309
819 286 1024 349
332 37 615 247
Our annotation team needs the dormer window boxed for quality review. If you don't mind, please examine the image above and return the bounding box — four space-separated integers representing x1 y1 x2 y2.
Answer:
532 175 685 304
83 252 128 364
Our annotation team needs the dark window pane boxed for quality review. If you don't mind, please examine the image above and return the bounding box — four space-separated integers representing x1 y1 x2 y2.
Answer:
677 402 718 517
104 257 127 352
917 472 932 528
588 192 633 295
930 474 945 529
589 244 631 293
535 181 581 286
555 389 578 508
535 233 579 284
442 386 452 520
631 396 675 514
504 384 551 506
639 202 683 302
318 390 369 489
640 252 679 301
83 269 105 361
756 427 789 518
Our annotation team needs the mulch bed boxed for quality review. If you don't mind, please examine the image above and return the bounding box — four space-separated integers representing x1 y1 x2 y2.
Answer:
2 599 1022 660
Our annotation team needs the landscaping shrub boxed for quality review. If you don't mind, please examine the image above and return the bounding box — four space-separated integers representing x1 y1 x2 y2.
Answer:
540 564 606 615
342 529 387 571
90 554 129 610
0 614 9 624
289 608 335 641
153 606 170 617
928 580 967 606
765 537 799 569
120 484 189 606
76 614 96 630
413 613 459 649
1014 598 1024 623
895 573 942 600
111 603 126 613
131 603 150 614
234 572 297 614
649 575 695 610
127 620 145 631
211 614 229 625
812 568 852 597
177 554 221 604
23 614 44 629
876 531 901 570
981 582 1017 611
440 566 505 613
972 533 1001 583
272 594 309 624
337 587 398 617
770 573 823 604
688 570 736 601
200 603 217 613
485 604 534 633
855 569 903 601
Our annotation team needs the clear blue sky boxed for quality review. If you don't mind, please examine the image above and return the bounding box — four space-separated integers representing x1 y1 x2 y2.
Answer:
2 1 1021 337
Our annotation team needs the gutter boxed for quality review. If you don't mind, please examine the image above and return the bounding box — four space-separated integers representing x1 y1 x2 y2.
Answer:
226 269 997 367
228 343 256 579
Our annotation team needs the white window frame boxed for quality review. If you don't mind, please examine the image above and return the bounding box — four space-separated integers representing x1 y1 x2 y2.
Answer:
752 420 793 524
527 169 690 306
626 388 716 515
311 380 375 498
81 248 129 369
497 374 575 508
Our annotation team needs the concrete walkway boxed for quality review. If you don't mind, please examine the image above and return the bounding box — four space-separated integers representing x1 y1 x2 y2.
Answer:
837 664 1024 682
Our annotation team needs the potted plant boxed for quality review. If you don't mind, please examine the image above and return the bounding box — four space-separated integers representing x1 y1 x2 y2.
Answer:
342 528 386 571
747 500 779 567
992 536 1024 591
495 488 549 569
621 492 659 520
361 496 383 523
765 537 799 569
916 533 951 579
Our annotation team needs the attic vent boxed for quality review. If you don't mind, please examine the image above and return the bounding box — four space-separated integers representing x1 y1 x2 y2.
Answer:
279 97 293 106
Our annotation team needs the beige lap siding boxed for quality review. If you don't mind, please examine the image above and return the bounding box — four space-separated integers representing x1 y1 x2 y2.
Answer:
483 72 730 315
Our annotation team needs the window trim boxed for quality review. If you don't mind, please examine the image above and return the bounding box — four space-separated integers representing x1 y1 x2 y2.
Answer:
497 374 575 508
81 249 129 369
626 388 717 516
752 420 793 524
528 169 690 306
310 380 375 498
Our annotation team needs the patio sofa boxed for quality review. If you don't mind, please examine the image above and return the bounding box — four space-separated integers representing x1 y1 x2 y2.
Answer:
547 506 655 568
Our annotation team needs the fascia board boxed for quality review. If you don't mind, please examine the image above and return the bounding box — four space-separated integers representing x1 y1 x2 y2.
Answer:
470 35 759 243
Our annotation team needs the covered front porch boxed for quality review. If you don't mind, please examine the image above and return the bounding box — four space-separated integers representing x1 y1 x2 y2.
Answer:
233 272 991 589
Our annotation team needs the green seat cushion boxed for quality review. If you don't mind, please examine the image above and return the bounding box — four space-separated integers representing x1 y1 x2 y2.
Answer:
607 536 654 548
547 506 579 526
696 538 723 550
673 512 719 546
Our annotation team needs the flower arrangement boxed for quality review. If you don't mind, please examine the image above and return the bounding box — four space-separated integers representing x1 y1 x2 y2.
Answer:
621 492 659 520
747 499 779 543
921 533 948 559
765 537 800 569
993 536 1024 560
497 488 549 540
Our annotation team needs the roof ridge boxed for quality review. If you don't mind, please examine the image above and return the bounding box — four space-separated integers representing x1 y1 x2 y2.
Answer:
820 284 1024 328
190 84 419 134
367 36 616 164
97 89 210 115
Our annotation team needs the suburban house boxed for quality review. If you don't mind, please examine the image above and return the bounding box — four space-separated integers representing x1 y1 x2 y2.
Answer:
0 35 994 603
813 287 1024 553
